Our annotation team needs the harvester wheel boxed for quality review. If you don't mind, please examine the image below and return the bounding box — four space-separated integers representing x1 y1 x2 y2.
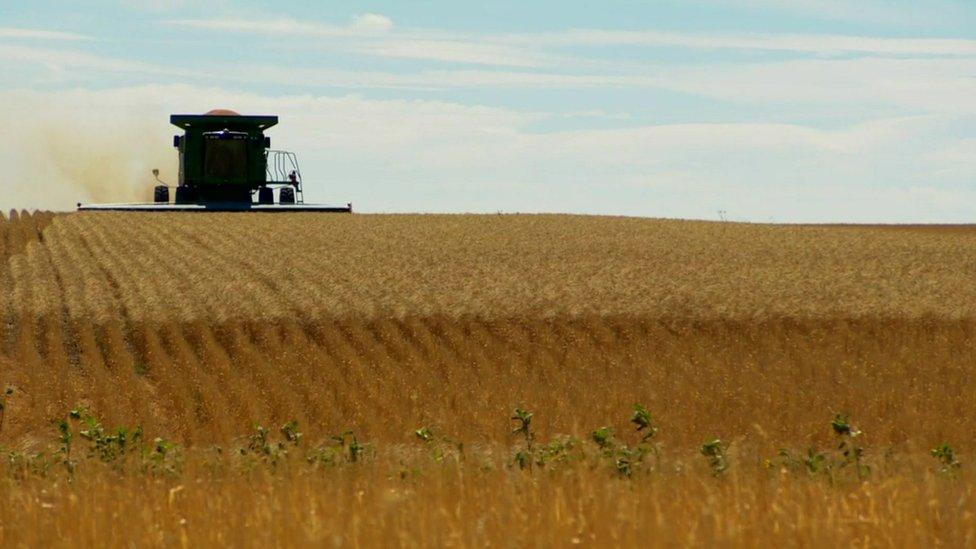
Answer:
279 187 295 204
154 185 169 204
258 187 274 205
175 186 196 205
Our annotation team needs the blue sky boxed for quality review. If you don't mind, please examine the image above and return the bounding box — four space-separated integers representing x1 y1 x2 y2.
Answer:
1 1 974 221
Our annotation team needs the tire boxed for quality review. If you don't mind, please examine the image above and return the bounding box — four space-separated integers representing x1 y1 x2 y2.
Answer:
175 186 196 205
279 187 295 204
154 185 169 204
258 187 274 205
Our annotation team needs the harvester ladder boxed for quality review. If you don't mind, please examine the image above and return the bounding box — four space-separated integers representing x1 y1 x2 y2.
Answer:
265 150 305 204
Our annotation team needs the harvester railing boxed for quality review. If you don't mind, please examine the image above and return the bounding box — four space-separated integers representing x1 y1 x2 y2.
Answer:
265 150 305 204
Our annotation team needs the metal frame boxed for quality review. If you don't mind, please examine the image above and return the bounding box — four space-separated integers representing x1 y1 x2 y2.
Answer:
265 150 305 203
77 202 353 213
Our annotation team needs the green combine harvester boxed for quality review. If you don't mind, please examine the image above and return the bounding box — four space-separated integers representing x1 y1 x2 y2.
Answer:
77 109 352 212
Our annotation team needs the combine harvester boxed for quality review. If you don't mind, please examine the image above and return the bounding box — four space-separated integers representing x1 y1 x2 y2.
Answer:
78 109 352 212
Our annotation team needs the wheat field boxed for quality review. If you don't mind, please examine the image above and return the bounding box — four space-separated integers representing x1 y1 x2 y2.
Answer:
1 210 975 547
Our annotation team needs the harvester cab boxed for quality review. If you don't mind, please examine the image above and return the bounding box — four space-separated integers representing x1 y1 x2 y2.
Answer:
78 109 352 212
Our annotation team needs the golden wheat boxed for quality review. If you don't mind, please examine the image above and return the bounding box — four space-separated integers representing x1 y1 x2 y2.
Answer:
1 452 973 547
7 212 975 323
0 210 974 547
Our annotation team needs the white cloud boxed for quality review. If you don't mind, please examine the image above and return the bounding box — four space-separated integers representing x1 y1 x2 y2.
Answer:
656 57 976 115
172 15 393 38
516 30 976 56
0 44 184 79
691 0 971 27
171 17 549 67
3 41 972 121
737 0 893 21
350 13 394 33
171 17 976 64
171 18 340 36
0 27 91 41
118 0 237 13
0 43 590 87
352 40 553 68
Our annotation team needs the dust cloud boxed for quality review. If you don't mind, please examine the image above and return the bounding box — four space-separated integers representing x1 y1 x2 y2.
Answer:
1 90 177 212
40 121 176 206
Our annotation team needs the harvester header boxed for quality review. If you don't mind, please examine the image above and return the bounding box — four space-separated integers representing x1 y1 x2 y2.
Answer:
78 109 352 212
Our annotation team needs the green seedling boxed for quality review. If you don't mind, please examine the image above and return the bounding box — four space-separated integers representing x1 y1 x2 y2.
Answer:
535 436 583 468
414 426 434 444
778 448 827 475
326 431 368 463
56 418 73 474
700 439 728 475
614 445 653 477
630 404 658 443
144 436 181 476
511 408 534 445
6 450 51 480
244 422 303 465
930 443 961 474
413 426 463 463
590 405 660 477
591 426 614 452
247 424 272 456
280 420 303 446
831 414 868 479
511 408 535 469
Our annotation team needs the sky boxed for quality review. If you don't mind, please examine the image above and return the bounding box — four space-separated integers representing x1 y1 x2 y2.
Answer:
1 0 974 222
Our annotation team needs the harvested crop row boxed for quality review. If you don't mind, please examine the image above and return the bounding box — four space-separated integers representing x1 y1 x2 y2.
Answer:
0 212 972 447
0 314 973 448
8 213 976 323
